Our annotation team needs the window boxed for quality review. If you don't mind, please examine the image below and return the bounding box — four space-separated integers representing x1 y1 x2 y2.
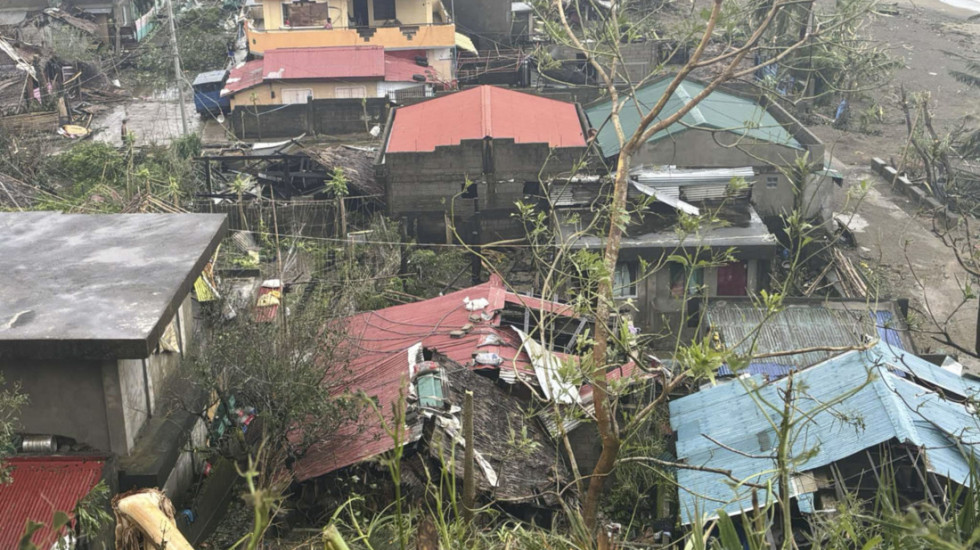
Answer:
372 0 396 20
414 366 447 409
766 175 779 189
670 263 703 297
281 2 329 27
335 85 367 98
281 88 313 104
461 180 477 199
613 262 636 298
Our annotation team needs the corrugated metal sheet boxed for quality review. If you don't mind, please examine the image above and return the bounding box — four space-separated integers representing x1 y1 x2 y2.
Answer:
193 69 228 86
222 46 388 97
670 343 980 525
385 86 588 153
707 301 910 373
292 274 577 481
0 456 105 549
586 77 803 157
631 166 756 186
383 50 437 83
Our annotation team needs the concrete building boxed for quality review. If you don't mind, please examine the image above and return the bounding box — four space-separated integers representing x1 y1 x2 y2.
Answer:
376 85 590 243
555 168 778 334
243 0 471 84
0 212 227 494
452 0 533 48
221 46 437 107
585 76 837 225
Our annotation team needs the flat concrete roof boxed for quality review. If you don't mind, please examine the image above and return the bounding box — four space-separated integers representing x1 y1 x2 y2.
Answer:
0 213 228 360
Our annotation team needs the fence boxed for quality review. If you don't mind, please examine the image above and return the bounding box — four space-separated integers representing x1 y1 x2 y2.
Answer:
229 98 389 139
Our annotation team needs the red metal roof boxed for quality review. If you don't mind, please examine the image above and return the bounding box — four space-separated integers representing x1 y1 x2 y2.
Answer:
0 456 106 549
222 46 386 96
221 47 437 97
291 274 575 481
385 85 588 153
383 50 437 83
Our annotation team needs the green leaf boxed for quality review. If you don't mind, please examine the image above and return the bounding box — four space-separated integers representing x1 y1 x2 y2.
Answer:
17 520 43 550
716 510 743 550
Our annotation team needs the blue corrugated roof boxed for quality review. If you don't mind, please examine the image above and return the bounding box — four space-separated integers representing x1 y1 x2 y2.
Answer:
585 77 803 158
670 342 980 525
717 361 795 377
874 310 905 349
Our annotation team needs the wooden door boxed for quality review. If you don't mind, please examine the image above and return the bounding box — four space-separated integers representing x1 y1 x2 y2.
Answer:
716 261 748 296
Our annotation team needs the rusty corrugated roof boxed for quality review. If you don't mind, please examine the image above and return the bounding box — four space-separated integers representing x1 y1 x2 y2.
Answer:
385 85 588 153
0 456 105 549
291 274 575 481
222 46 387 97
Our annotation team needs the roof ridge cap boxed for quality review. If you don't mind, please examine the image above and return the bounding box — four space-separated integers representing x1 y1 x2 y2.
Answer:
482 86 493 137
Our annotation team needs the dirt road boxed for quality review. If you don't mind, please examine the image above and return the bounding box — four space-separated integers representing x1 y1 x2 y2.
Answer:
833 162 980 369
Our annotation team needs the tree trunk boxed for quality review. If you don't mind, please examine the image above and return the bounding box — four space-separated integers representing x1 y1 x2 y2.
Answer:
581 148 633 529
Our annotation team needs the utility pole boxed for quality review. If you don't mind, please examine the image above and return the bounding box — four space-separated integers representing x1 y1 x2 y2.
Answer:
165 0 189 136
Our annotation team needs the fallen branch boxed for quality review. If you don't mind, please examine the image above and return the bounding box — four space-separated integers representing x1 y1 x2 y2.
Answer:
113 488 193 550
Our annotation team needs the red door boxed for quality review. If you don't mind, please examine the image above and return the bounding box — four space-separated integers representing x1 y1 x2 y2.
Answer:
717 261 748 296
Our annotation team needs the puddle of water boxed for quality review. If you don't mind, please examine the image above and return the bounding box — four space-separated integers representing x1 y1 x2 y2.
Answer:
938 0 980 11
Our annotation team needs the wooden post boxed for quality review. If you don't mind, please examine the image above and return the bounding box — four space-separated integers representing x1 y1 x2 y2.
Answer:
462 390 475 522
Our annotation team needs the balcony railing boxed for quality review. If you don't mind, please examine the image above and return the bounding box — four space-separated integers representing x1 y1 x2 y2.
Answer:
245 21 456 53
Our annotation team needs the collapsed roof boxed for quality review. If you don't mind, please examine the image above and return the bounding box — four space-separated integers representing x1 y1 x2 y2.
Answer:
670 343 980 524
291 274 581 482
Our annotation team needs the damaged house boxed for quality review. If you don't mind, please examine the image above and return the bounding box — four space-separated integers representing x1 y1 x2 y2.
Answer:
376 85 591 243
554 167 778 334
670 343 980 540
585 76 836 225
292 274 630 515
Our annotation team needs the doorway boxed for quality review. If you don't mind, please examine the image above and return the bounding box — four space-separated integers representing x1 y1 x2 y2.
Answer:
352 0 369 26
716 261 748 296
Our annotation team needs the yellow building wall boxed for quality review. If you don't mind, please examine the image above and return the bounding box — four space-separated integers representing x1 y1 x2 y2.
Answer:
229 80 381 108
245 21 455 53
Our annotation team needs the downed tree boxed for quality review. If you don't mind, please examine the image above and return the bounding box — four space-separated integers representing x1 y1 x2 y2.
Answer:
112 488 193 550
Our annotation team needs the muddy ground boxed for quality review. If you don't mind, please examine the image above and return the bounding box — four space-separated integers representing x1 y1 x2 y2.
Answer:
815 0 980 368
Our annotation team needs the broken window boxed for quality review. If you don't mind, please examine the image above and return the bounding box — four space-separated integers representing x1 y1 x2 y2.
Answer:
281 2 330 27
372 0 396 20
461 180 478 199
414 363 448 409
613 262 636 298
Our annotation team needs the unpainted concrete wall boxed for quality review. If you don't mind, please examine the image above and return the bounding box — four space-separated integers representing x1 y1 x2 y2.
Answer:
2 358 113 451
383 138 587 242
615 255 770 334
633 130 829 219
1 294 198 456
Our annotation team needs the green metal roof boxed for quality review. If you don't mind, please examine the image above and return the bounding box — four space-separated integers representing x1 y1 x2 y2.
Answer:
586 78 804 157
